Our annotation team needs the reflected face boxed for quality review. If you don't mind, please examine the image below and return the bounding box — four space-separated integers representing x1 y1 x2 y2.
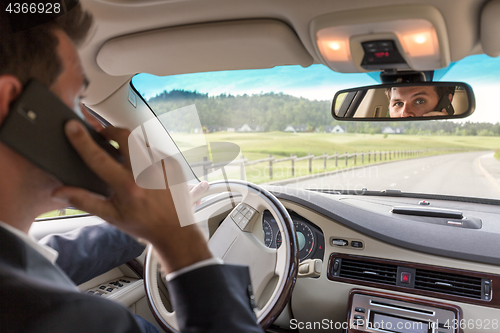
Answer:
388 86 440 118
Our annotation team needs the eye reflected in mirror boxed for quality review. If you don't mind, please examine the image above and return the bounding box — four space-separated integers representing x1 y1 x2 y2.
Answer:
332 82 475 121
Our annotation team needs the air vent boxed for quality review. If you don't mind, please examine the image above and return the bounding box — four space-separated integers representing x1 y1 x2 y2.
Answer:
339 258 397 285
415 269 483 299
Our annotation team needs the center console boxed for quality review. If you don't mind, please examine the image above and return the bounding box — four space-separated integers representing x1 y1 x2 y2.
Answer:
347 289 462 333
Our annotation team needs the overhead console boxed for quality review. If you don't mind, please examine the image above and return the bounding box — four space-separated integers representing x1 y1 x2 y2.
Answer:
309 5 451 73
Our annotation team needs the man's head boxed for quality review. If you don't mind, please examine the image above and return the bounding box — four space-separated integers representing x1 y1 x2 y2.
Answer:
386 86 455 118
0 5 93 228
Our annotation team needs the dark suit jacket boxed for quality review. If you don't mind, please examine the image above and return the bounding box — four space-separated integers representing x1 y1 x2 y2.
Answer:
0 225 263 333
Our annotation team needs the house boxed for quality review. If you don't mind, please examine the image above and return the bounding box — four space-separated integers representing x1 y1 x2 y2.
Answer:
237 124 264 132
284 125 308 133
205 125 227 133
254 125 265 132
382 126 405 134
238 124 253 132
325 125 347 134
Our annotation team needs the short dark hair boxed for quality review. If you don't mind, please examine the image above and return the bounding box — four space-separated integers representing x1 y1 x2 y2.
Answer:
385 86 456 100
0 4 93 87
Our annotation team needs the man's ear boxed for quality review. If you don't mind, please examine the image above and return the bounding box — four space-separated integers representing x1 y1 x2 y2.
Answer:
0 76 22 125
448 93 453 103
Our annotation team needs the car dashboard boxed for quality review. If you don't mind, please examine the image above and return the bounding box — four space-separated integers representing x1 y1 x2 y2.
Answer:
262 186 500 333
29 185 500 333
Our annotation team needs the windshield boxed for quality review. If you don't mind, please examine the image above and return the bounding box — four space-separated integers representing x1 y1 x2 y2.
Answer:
131 54 500 200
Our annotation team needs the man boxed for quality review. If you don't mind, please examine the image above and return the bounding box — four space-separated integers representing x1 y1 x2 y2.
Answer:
0 4 262 333
387 86 455 118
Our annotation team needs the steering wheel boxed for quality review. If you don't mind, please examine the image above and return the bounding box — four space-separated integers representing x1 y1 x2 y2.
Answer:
144 180 299 332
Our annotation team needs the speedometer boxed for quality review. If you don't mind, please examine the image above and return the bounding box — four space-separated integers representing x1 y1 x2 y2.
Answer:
276 220 315 261
262 218 274 247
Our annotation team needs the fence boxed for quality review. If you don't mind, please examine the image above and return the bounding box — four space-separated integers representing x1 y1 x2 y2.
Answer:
191 148 466 182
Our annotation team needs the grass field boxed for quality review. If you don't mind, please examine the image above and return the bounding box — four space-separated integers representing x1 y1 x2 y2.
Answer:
182 132 500 184
37 132 500 219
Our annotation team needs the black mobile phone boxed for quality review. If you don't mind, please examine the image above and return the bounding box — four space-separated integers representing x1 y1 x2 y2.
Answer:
0 80 122 197
435 94 455 115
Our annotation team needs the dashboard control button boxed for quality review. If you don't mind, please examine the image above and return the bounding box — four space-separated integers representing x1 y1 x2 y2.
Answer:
354 307 365 313
400 272 411 284
99 286 106 290
438 323 450 329
485 280 491 295
353 315 364 320
351 241 363 248
352 319 364 326
331 239 348 246
106 288 113 292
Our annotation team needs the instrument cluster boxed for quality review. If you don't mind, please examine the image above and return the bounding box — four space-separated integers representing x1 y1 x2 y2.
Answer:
262 210 325 262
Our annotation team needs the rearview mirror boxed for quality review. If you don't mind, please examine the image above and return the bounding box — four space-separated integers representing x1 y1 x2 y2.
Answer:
332 82 475 121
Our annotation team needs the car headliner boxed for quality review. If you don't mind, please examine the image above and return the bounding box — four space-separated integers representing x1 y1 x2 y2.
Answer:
79 0 491 109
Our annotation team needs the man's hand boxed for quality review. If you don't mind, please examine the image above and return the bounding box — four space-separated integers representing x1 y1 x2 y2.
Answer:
423 108 449 117
52 120 213 274
189 181 209 206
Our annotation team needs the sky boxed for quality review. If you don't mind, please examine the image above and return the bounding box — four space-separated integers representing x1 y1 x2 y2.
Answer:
132 54 500 123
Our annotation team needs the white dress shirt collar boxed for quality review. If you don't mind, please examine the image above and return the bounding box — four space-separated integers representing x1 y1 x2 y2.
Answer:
0 220 59 264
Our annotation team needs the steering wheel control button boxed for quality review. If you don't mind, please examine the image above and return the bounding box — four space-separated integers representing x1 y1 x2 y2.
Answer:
331 239 348 246
351 241 363 248
247 285 256 310
232 203 258 232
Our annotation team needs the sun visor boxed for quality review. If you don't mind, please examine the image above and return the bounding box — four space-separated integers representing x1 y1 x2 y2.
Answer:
310 5 451 73
96 19 313 76
481 0 500 57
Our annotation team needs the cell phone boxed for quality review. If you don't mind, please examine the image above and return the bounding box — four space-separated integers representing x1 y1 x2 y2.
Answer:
0 80 122 197
435 94 455 115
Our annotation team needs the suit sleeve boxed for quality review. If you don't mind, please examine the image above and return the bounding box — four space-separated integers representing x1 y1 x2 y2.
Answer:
39 223 145 285
167 264 264 333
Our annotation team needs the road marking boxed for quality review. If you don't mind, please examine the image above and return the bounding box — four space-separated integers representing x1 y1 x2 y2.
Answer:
476 153 500 195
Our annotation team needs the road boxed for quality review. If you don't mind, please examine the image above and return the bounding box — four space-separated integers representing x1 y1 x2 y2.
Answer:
284 151 500 200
